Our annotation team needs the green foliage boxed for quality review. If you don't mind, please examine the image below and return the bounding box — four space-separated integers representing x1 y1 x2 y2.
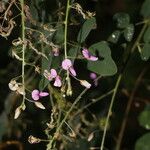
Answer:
113 13 130 29
138 105 150 130
140 0 150 18
87 41 117 76
138 26 150 61
109 13 134 43
123 24 134 42
108 30 121 43
135 133 150 150
77 17 96 43
143 27 150 42
140 43 150 61
68 47 79 62
54 25 64 44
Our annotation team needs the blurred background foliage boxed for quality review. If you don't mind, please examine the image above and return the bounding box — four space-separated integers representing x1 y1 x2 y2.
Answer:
0 0 150 150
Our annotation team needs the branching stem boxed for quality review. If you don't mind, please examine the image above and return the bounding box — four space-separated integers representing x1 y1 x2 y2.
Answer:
20 0 26 104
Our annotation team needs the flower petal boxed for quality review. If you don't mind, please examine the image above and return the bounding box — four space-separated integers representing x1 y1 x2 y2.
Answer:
44 70 52 81
62 59 72 70
32 89 40 101
54 76 62 87
82 49 90 59
39 92 49 97
89 55 98 61
90 73 97 80
69 66 76 76
50 69 57 78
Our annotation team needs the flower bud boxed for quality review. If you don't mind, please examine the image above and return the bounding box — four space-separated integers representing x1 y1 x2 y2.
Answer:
28 135 41 144
80 80 91 89
14 107 21 119
35 102 45 109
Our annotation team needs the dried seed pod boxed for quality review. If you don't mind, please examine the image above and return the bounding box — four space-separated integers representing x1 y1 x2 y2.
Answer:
28 135 41 144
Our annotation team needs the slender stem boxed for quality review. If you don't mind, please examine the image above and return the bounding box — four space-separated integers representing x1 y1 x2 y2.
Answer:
115 22 149 150
131 23 148 53
20 0 26 104
100 74 122 150
64 0 70 58
73 89 114 117
116 67 148 150
48 88 88 149
63 0 72 95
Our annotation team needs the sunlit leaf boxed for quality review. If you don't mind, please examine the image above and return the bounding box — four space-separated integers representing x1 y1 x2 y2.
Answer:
108 30 121 43
77 17 96 43
123 24 134 42
138 105 150 130
135 133 150 150
140 43 150 61
87 41 117 76
113 13 130 29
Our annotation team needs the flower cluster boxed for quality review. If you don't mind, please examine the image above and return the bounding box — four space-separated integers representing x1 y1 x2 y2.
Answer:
44 69 62 87
31 49 98 101
8 80 25 95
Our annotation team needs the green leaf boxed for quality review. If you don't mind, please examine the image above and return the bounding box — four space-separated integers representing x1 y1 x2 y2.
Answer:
140 0 150 18
135 133 150 150
87 41 117 76
138 105 150 130
68 47 79 63
140 43 150 61
143 27 150 42
123 24 134 42
39 49 52 91
113 13 130 29
108 30 121 43
54 25 64 44
77 17 96 43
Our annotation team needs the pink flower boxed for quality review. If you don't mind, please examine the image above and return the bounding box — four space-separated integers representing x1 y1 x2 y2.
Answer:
90 73 97 80
44 69 62 87
50 69 57 79
90 72 98 86
45 69 57 81
54 76 62 87
82 48 98 61
62 59 76 76
32 89 49 101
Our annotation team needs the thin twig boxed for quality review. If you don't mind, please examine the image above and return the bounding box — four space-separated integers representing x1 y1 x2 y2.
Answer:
48 88 88 149
100 74 122 150
115 66 149 150
20 0 26 105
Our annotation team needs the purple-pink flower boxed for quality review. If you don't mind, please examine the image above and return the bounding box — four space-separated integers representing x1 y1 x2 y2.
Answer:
32 89 49 101
82 48 98 61
44 69 62 87
90 73 97 80
90 72 98 86
62 59 76 76
54 76 62 87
